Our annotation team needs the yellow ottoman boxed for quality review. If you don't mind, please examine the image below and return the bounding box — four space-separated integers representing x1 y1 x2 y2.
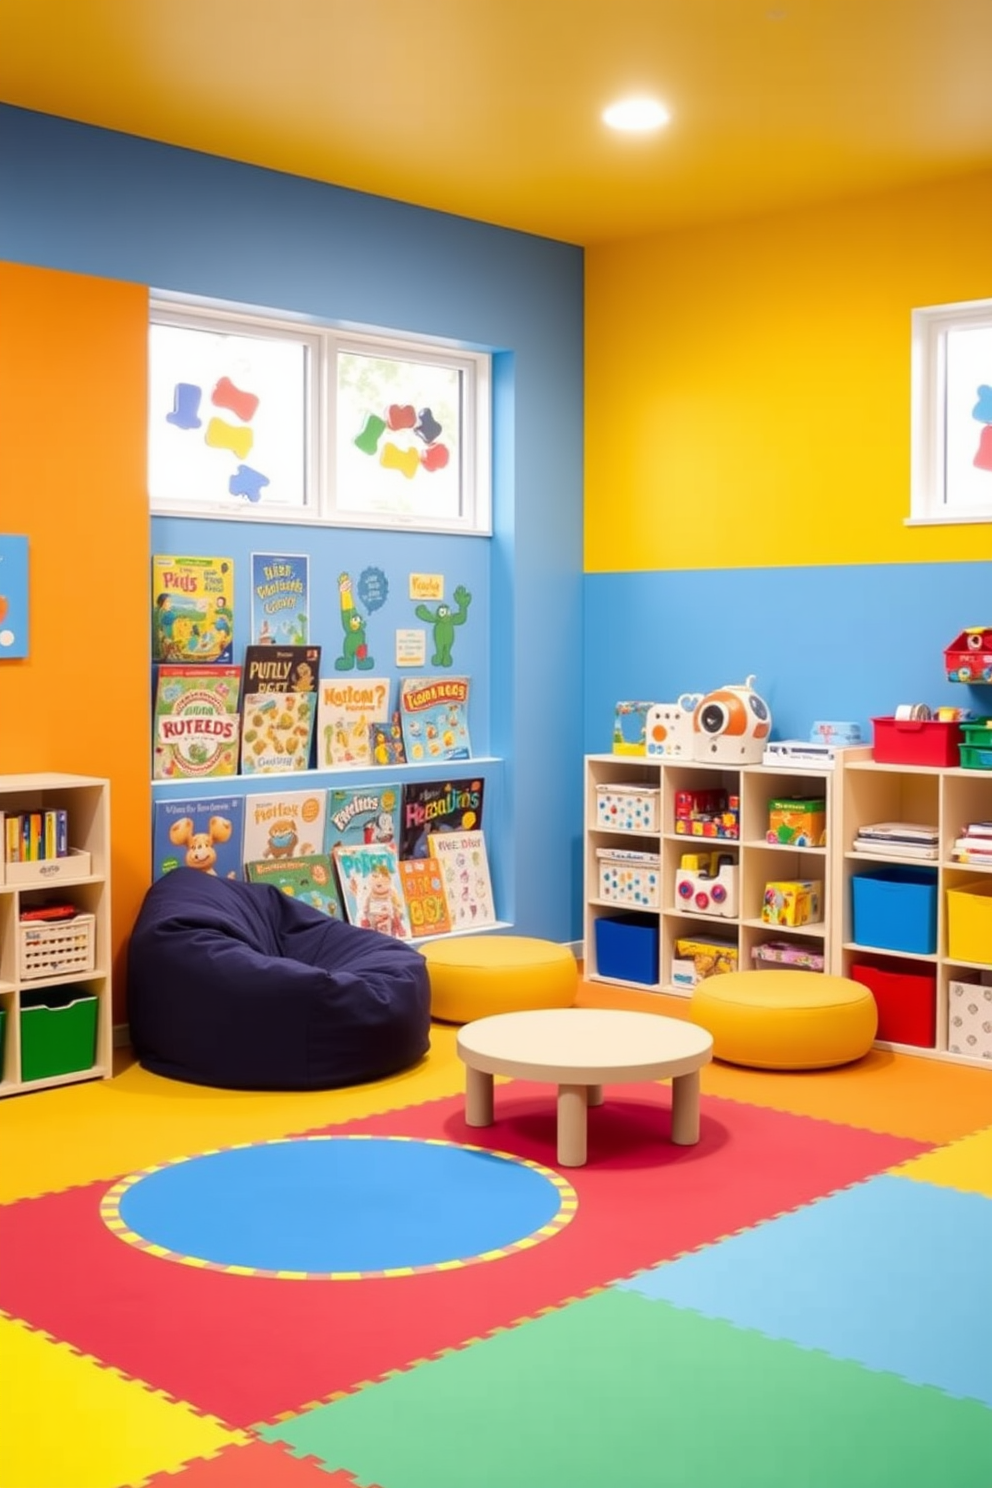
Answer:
421 936 577 1024
689 970 877 1070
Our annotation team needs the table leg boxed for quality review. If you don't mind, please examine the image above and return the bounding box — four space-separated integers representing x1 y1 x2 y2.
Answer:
557 1083 588 1166
587 1084 604 1107
465 1065 494 1127
670 1069 701 1145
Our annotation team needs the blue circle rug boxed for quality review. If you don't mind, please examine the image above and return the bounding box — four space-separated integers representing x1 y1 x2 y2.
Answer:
101 1135 577 1279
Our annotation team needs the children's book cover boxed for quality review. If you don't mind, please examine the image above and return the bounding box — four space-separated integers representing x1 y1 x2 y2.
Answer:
333 842 412 939
428 829 496 931
399 777 485 860
0 534 29 659
250 552 309 645
316 677 391 767
241 788 328 866
245 853 343 919
152 795 245 881
153 665 242 779
240 690 316 775
397 856 452 938
152 555 234 663
370 713 407 766
242 644 321 696
325 783 401 851
399 675 471 763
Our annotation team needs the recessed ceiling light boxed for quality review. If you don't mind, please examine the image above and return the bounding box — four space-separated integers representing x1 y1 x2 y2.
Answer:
602 97 670 132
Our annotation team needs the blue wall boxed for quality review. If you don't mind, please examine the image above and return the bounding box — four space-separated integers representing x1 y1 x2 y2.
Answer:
1 105 585 942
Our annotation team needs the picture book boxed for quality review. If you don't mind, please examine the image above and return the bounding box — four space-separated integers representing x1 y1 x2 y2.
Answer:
242 644 321 696
428 829 496 931
152 795 245 881
399 776 485 860
333 842 412 939
370 714 407 766
316 677 391 767
245 853 343 919
153 665 242 779
399 675 471 763
152 554 234 664
240 690 316 774
250 552 309 645
241 788 328 866
397 856 452 938
325 782 401 851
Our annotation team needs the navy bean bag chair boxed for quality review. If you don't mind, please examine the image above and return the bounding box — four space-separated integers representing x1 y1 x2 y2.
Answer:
127 868 431 1089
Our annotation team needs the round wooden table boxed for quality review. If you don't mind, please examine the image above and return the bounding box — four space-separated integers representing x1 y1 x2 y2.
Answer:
456 1007 714 1166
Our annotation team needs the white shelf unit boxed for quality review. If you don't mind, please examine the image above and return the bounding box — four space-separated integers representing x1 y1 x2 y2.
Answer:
584 752 851 998
0 773 113 1097
837 758 992 1067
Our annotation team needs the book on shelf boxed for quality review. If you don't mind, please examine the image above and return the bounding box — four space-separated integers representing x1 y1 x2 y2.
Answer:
241 788 328 866
952 836 992 864
242 644 321 697
399 675 471 763
397 856 453 937
332 842 412 939
153 664 242 780
315 677 391 768
239 690 316 775
370 714 407 766
427 828 496 931
855 821 939 844
245 853 344 919
852 839 939 860
152 554 234 664
152 795 245 880
961 821 992 838
250 552 309 646
325 783 401 852
399 776 485 860
4 809 68 863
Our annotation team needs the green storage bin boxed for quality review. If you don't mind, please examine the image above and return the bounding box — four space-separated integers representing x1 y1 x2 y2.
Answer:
20 990 98 1082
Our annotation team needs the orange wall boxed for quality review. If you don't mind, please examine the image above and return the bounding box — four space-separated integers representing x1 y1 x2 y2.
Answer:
0 263 150 1019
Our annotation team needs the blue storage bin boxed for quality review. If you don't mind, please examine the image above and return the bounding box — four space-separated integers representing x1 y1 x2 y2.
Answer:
594 913 659 986
851 867 938 954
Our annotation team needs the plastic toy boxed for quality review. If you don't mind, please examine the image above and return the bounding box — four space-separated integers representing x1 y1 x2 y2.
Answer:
675 851 738 918
761 879 823 927
693 675 771 763
645 695 701 759
944 628 992 683
674 787 740 840
767 797 826 847
612 701 652 756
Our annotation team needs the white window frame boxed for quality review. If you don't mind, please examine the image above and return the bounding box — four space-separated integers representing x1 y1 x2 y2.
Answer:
149 297 492 536
908 297 992 527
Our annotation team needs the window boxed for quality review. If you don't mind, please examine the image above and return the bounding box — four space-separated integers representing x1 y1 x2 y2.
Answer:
910 298 992 525
149 300 491 535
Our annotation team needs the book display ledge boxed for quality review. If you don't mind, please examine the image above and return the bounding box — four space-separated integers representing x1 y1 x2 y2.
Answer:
0 774 113 1097
583 751 992 1068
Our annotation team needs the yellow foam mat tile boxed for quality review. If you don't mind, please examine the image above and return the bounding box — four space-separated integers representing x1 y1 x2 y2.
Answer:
887 1124 992 1197
0 1023 465 1203
0 1312 247 1488
575 981 992 1144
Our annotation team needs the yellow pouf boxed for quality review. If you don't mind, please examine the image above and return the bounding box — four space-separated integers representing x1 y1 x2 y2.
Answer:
421 936 577 1024
689 970 878 1070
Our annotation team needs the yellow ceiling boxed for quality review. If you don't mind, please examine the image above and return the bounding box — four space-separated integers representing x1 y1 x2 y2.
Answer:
3 0 992 245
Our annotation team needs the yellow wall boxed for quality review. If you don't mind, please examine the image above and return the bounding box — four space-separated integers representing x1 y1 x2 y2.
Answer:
0 264 150 1019
585 169 992 572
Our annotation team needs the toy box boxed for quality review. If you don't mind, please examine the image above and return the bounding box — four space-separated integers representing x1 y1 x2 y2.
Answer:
596 848 661 909
595 785 660 833
959 719 992 771
849 961 936 1048
947 976 992 1059
674 851 738 918
946 879 992 964
673 935 738 986
944 627 992 683
595 914 659 986
612 702 653 756
872 716 963 768
674 788 739 840
751 940 825 973
20 989 99 1082
851 866 937 954
761 879 822 927
766 797 826 847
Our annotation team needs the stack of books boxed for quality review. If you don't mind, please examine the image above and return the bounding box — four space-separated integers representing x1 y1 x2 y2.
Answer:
952 821 992 866
852 822 939 860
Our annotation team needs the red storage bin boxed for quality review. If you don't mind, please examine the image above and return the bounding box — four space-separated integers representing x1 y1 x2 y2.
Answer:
871 716 963 767
849 961 936 1048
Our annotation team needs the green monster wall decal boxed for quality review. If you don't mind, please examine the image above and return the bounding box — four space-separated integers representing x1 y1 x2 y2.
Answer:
335 572 375 671
415 585 472 667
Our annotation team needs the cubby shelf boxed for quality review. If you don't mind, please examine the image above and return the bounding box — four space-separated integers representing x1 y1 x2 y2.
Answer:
0 774 113 1097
